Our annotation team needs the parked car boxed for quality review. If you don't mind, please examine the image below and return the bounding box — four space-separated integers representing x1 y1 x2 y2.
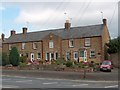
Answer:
100 60 113 72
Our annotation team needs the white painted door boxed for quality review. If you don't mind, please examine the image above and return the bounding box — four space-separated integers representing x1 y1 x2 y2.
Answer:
31 53 34 62
84 50 87 62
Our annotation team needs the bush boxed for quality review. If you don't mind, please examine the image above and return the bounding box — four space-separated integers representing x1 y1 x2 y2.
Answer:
2 53 10 66
19 62 26 67
74 60 78 65
77 62 84 68
19 56 27 63
9 47 20 66
55 57 66 65
65 61 73 67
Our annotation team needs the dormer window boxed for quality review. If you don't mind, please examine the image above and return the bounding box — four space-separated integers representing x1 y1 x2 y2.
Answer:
33 42 37 49
49 41 54 48
22 43 25 49
69 39 74 47
85 38 90 47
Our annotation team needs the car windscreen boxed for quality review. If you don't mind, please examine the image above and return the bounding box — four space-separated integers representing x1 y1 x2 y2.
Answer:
102 61 111 65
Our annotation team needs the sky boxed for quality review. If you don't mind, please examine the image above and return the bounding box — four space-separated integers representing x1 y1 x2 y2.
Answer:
0 0 119 39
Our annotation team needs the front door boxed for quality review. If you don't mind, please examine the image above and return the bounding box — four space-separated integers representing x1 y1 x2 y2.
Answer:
31 53 34 62
79 50 87 62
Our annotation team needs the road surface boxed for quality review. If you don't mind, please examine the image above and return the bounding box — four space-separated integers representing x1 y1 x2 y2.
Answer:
2 75 118 88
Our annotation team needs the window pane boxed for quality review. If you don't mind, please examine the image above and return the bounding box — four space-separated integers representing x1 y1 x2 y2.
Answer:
74 52 78 60
66 52 70 60
37 53 41 59
46 53 49 60
33 42 37 49
9 44 12 50
85 38 90 46
69 40 74 47
51 53 54 59
56 53 58 60
80 51 84 57
22 43 25 49
90 50 95 57
26 53 28 57
49 41 54 48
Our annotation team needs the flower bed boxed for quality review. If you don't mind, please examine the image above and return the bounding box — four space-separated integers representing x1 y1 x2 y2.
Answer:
2 64 95 73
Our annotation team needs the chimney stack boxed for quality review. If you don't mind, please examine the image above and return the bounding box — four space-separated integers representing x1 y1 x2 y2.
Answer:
1 33 5 41
11 30 16 36
65 20 71 30
103 18 107 25
22 27 27 34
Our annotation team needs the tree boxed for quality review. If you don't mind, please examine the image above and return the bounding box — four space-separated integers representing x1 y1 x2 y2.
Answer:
106 36 120 54
2 53 9 66
9 47 19 66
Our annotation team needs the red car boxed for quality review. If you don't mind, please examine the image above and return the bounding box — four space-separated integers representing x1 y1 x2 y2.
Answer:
100 60 113 72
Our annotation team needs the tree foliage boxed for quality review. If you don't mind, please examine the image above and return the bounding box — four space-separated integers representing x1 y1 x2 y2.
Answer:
9 47 19 66
2 53 9 66
106 36 120 54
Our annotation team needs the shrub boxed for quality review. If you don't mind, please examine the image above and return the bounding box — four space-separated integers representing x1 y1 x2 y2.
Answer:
65 61 73 67
19 56 27 63
74 60 78 65
78 62 84 68
19 62 26 67
2 53 10 66
55 57 66 65
9 47 20 66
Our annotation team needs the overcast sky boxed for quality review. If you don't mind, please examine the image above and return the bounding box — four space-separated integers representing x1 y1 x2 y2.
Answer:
0 0 119 39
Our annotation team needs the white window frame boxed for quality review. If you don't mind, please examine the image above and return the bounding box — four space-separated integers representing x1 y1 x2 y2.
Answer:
69 39 74 47
85 38 90 46
54 52 58 60
19 54 22 57
31 53 34 62
33 42 37 49
49 41 54 48
20 53 23 57
74 52 78 61
90 50 96 58
22 43 25 49
9 44 12 50
37 53 41 59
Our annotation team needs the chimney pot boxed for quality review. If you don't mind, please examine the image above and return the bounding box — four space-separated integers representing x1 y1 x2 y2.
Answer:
11 30 16 36
22 27 27 34
65 20 71 30
103 18 107 25
1 33 5 41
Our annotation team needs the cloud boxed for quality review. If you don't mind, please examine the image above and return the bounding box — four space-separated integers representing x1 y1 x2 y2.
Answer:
7 2 118 38
15 8 65 24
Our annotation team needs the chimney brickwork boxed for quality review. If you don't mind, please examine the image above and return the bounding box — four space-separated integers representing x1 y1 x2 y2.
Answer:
65 20 71 29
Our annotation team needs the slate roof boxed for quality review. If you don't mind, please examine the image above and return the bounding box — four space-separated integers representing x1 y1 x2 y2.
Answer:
3 24 104 44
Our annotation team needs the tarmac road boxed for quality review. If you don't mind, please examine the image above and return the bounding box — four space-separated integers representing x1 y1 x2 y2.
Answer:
2 75 118 88
1 68 119 89
2 68 118 81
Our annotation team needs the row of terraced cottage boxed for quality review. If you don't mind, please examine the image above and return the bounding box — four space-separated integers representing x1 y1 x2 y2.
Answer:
2 19 110 64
